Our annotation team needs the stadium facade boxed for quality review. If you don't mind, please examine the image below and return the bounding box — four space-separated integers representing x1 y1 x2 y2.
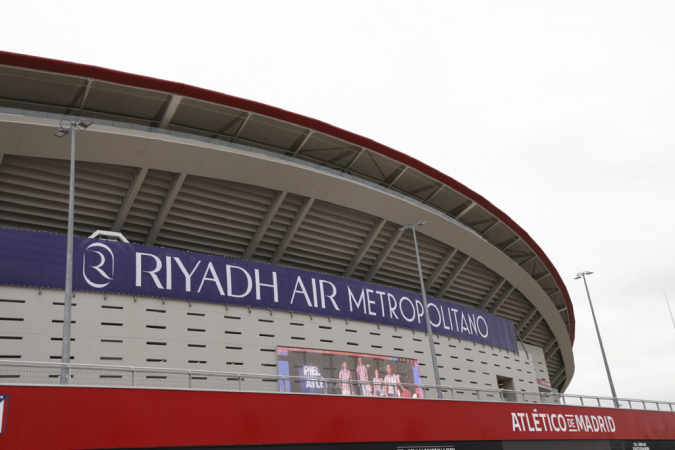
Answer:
0 51 673 450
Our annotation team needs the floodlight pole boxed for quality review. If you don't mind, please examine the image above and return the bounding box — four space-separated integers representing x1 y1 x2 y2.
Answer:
402 221 443 399
54 118 93 385
576 271 619 407
59 125 76 384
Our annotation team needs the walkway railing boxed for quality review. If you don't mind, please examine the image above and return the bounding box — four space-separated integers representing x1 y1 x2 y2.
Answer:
0 360 672 412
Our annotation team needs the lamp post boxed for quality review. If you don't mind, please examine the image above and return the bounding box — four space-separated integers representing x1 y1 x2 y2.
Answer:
54 117 93 385
574 271 619 407
400 220 443 399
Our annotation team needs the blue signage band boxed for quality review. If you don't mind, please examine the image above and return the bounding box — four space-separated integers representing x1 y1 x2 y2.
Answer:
0 228 518 352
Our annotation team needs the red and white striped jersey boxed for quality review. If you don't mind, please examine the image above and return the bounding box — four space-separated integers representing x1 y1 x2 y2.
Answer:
356 364 368 382
384 373 400 395
339 368 352 390
372 376 384 394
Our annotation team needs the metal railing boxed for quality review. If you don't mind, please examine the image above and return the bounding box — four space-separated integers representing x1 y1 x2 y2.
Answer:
0 360 672 412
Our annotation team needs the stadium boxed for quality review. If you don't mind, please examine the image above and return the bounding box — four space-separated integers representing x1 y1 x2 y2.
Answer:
0 50 673 450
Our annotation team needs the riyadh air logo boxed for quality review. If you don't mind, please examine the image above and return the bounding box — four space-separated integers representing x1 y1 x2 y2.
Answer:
0 395 8 435
83 242 115 289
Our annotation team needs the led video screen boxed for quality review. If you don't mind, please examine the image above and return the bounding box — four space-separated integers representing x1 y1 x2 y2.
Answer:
277 346 424 398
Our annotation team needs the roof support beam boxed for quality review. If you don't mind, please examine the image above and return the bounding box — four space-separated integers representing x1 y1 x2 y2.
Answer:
408 183 437 196
466 218 494 228
232 113 253 140
159 95 183 129
543 336 557 354
478 278 506 311
243 191 288 259
521 314 543 341
489 285 515 314
271 197 315 265
344 148 365 171
520 255 537 266
364 228 404 282
546 344 560 362
454 201 475 220
112 167 148 232
386 166 407 188
204 113 246 139
424 185 444 205
516 308 538 333
290 130 314 157
482 219 499 234
424 248 457 293
145 173 187 246
326 149 356 165
76 78 93 115
551 368 565 386
500 236 521 251
344 218 387 278
435 254 471 299
508 250 533 260
535 271 552 282
545 287 561 296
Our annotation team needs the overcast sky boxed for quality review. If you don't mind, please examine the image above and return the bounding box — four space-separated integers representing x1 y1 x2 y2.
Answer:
2 1 674 401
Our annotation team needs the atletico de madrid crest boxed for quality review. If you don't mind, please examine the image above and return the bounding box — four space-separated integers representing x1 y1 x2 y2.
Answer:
0 395 8 435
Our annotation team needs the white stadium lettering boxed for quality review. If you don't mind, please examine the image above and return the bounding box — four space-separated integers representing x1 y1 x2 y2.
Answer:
173 257 201 292
366 289 377 316
226 265 253 298
348 286 367 313
387 293 399 319
477 315 489 338
460 312 470 334
375 291 386 316
255 269 279 302
415 299 424 324
428 303 442 328
197 262 224 295
291 276 311 306
136 252 164 289
511 411 616 434
399 297 416 322
319 279 339 311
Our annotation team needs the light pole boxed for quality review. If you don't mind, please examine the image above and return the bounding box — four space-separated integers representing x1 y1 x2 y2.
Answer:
54 117 93 385
574 271 619 407
400 220 443 399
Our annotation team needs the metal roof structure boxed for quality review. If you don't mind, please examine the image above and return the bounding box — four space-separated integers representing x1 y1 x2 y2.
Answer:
0 50 574 391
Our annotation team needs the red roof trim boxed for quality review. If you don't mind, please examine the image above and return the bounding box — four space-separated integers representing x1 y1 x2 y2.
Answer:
0 50 574 344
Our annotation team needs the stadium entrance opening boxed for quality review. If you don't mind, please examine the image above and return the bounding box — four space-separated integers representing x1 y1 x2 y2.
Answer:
497 375 516 401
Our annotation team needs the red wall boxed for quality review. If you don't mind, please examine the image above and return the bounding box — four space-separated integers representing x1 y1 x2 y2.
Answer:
0 386 673 450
